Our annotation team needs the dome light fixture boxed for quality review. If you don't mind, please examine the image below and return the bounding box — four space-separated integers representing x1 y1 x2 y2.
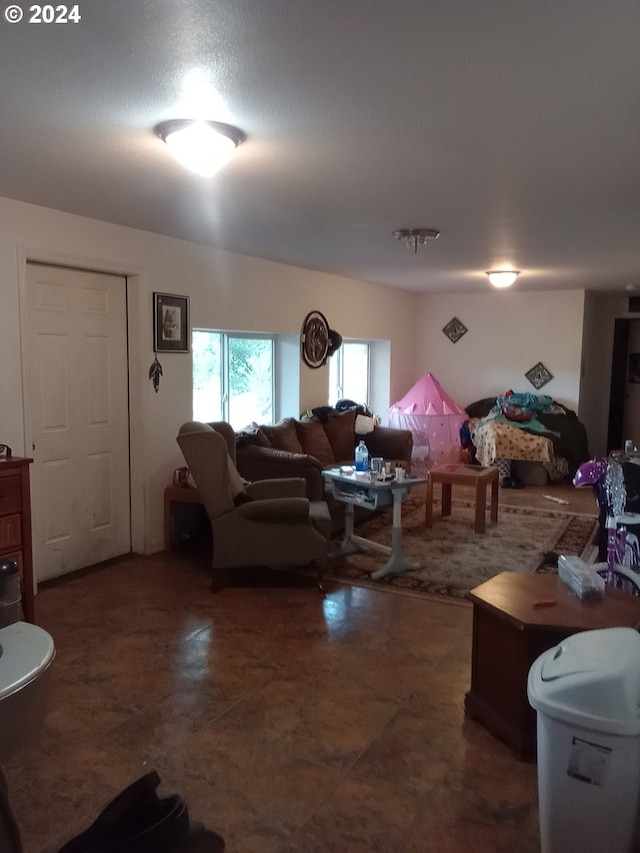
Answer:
486 269 520 288
155 119 245 177
393 228 440 254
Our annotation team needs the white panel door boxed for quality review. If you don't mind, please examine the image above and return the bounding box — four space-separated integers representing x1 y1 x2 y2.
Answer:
27 263 131 581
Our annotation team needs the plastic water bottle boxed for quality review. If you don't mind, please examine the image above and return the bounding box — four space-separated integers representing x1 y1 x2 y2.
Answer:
355 440 369 472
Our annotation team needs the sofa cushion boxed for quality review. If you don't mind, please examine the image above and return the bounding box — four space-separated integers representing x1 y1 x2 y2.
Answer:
258 418 304 453
236 422 272 448
295 419 336 465
322 410 357 462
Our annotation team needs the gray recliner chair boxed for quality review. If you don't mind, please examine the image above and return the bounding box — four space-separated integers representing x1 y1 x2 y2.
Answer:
177 421 331 588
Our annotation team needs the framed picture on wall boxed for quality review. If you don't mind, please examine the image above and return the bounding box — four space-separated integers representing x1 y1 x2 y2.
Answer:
153 292 190 353
524 361 553 390
442 317 467 344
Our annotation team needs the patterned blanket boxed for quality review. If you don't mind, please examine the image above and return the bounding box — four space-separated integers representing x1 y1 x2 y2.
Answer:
471 421 568 481
472 421 554 467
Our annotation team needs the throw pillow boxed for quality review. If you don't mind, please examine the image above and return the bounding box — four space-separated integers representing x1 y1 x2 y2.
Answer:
258 418 304 453
355 414 375 434
295 419 335 465
236 422 271 448
322 410 357 463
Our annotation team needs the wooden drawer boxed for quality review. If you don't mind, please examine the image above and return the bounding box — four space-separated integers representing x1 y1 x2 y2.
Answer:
0 514 22 550
0 474 21 516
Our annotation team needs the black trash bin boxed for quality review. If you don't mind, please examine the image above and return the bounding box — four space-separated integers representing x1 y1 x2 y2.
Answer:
0 559 21 628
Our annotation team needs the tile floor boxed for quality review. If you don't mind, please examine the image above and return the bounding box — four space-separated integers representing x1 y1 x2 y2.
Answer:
4 484 598 852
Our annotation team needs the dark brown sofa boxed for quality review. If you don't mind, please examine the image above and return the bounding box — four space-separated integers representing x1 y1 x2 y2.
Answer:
234 411 413 531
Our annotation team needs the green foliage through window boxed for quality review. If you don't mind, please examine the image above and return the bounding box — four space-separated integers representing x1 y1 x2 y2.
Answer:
193 331 274 428
329 341 370 407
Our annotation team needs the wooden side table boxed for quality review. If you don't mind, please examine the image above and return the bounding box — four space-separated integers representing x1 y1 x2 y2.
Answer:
164 485 209 551
425 464 499 533
0 457 35 623
464 571 640 760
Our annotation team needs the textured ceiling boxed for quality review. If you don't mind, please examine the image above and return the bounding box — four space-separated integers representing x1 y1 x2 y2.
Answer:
1 0 639 294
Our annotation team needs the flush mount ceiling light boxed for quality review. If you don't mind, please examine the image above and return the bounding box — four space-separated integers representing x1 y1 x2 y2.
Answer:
393 228 440 254
486 270 520 288
155 120 245 177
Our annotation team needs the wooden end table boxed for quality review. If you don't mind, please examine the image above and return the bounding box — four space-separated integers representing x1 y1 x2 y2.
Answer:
0 457 35 623
164 485 209 551
464 571 640 760
425 464 499 533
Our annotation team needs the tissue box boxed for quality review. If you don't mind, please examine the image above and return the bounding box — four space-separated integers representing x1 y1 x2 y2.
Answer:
558 555 605 600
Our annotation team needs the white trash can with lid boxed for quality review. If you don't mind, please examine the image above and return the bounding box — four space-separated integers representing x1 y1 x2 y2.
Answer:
527 627 640 853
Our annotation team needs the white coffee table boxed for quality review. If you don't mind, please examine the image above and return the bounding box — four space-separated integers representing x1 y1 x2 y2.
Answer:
322 468 427 580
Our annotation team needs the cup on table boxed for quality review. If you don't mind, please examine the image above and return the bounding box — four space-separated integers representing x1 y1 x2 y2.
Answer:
385 461 393 475
371 457 384 479
395 465 405 481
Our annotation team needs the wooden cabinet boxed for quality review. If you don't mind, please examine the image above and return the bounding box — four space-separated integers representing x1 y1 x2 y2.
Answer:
0 457 35 623
164 485 210 552
464 571 640 760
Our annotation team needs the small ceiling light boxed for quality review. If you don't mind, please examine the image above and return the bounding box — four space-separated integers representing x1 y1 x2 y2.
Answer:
486 270 520 288
393 228 440 254
155 120 245 177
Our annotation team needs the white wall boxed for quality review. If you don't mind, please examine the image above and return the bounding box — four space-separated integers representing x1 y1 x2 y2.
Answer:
0 196 416 554
412 290 586 411
1 195 604 559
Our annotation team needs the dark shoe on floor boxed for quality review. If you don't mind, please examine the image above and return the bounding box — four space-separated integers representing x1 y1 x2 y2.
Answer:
57 771 190 853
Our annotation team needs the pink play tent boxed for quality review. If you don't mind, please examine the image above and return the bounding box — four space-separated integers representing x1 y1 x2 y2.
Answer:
388 373 465 471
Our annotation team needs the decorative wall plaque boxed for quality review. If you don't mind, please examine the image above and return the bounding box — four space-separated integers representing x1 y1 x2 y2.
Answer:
300 310 330 368
525 362 553 389
442 317 467 344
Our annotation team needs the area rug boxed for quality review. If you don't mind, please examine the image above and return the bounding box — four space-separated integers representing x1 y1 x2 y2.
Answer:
325 498 598 603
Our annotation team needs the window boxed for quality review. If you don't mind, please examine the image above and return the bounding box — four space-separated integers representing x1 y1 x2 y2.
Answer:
193 330 275 429
329 340 370 406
